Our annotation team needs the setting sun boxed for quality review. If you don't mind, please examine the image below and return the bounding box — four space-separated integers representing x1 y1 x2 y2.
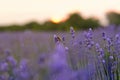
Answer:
51 17 62 23
0 0 120 25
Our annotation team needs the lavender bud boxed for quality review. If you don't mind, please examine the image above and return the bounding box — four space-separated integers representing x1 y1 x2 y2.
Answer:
39 54 46 64
102 60 105 63
95 43 100 51
70 26 75 34
4 49 11 56
54 34 58 43
109 56 114 60
102 32 106 40
102 32 105 37
6 56 17 67
89 28 93 38
70 26 75 39
115 34 119 40
19 59 28 70
106 38 111 44
88 28 92 33
0 75 5 80
62 36 65 42
87 44 92 49
65 47 69 51
90 41 94 46
0 62 9 72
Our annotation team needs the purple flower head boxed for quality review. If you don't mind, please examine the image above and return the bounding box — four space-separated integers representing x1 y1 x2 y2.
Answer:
54 34 61 44
62 36 65 42
39 54 46 64
90 41 94 46
84 28 93 40
88 28 92 34
87 28 93 39
95 43 100 52
62 35 66 45
13 67 32 80
70 26 75 39
95 43 100 48
102 59 105 63
0 75 5 80
102 32 105 37
84 32 92 39
106 37 113 52
4 49 11 56
109 56 114 60
6 56 17 68
70 26 75 34
19 71 31 80
95 43 104 58
115 34 119 40
0 61 9 72
19 59 29 71
84 29 94 49
106 38 112 46
102 32 107 40
38 53 48 69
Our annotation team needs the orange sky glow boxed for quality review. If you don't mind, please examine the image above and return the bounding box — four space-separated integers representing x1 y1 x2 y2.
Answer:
0 0 120 25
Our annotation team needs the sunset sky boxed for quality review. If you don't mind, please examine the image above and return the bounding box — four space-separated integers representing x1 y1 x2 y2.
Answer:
0 0 120 25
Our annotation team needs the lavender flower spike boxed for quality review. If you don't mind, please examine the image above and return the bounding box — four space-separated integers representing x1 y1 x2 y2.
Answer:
70 26 75 39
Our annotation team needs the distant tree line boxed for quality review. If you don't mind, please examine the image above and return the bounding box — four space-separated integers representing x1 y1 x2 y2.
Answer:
0 12 120 31
106 11 120 26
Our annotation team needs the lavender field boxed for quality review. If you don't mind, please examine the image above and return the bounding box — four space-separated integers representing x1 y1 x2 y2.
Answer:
0 25 120 80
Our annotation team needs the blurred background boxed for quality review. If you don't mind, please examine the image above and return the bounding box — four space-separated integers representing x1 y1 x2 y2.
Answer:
0 1 120 80
0 0 120 31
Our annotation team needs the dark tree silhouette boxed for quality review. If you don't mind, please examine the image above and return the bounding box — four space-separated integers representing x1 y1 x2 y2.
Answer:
0 12 101 31
106 12 120 25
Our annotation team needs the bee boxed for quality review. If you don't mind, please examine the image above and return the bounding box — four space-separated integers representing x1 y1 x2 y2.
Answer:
54 35 62 43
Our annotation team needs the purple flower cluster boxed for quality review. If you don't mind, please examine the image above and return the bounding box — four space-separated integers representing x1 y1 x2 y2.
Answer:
0 49 33 80
46 26 120 80
84 28 94 49
1 25 120 80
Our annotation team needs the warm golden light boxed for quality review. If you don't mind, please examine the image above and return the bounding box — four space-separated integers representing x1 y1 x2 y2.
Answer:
0 0 119 25
51 17 62 23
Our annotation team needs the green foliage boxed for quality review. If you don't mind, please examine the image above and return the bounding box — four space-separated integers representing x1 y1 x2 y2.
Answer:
0 12 101 32
66 13 100 30
107 12 120 25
